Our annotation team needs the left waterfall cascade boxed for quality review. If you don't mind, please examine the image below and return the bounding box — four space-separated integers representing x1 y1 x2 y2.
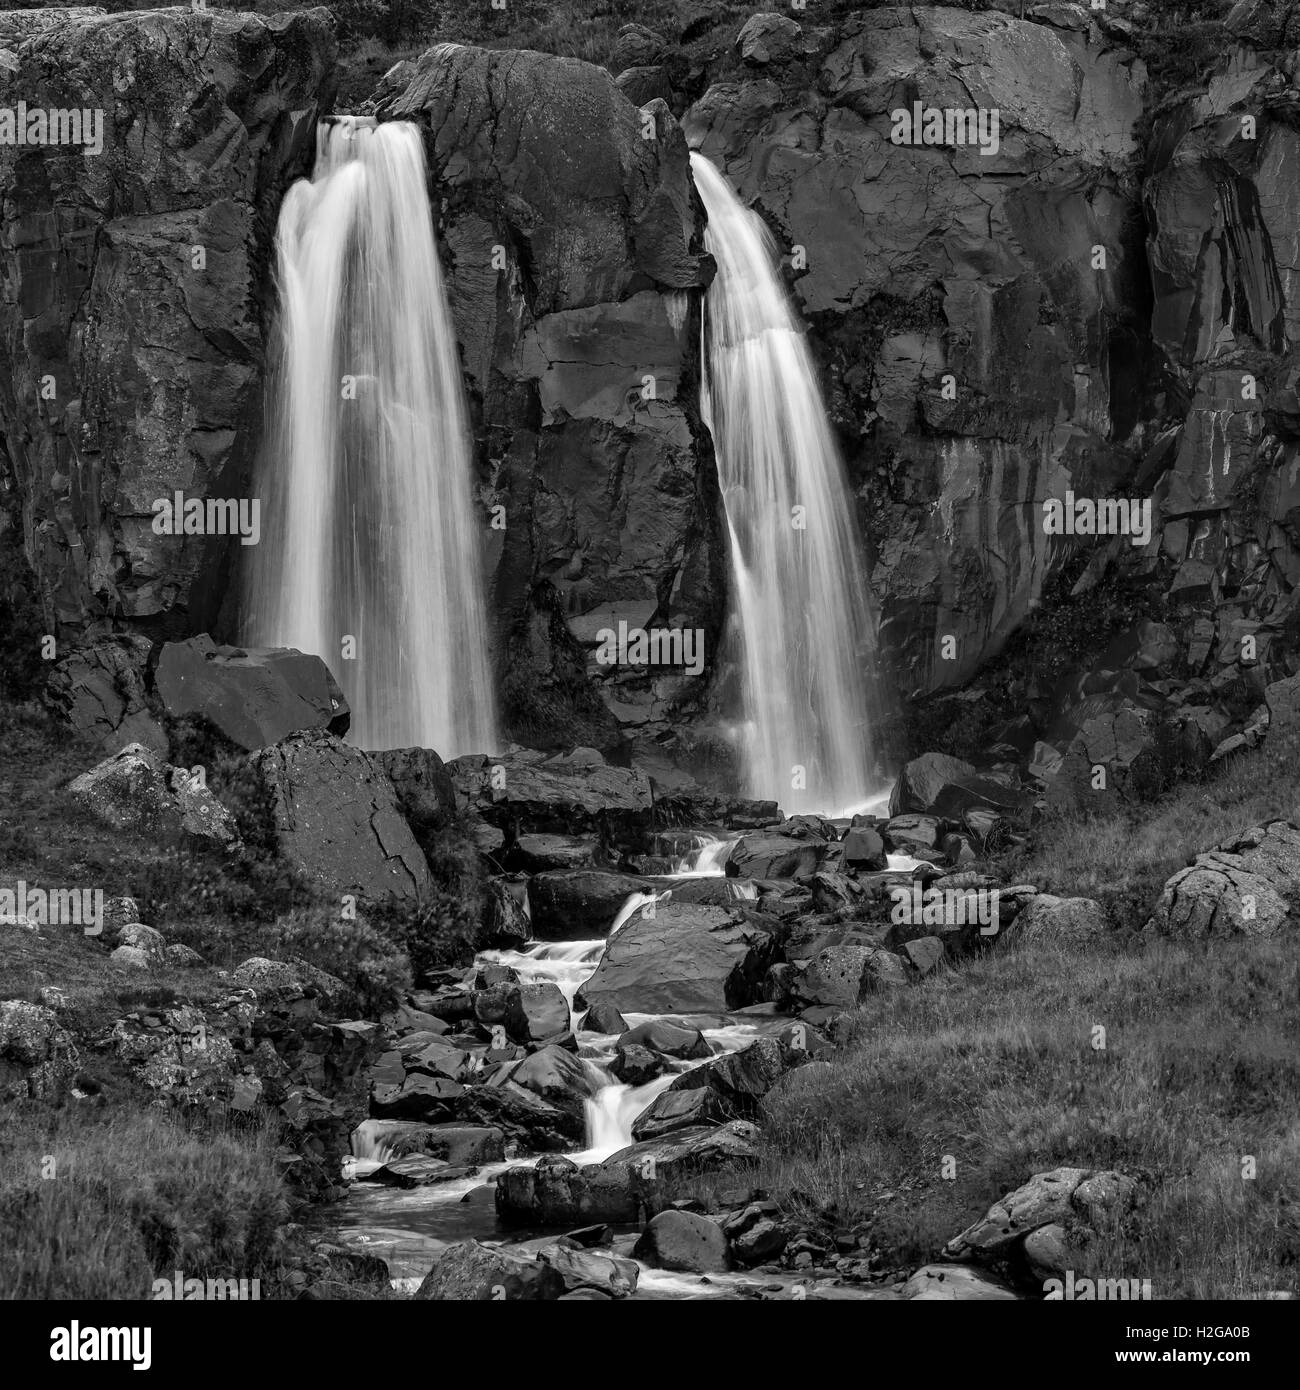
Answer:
245 116 498 757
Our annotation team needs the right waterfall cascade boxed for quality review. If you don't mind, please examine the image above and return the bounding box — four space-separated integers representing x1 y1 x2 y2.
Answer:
690 151 888 816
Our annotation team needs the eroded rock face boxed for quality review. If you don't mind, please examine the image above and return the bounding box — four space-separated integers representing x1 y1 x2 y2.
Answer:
1145 821 1300 939
685 6 1146 699
0 6 337 637
375 42 722 747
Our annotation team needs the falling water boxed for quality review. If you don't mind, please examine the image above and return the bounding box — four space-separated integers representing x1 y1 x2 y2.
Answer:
247 117 497 756
692 153 884 815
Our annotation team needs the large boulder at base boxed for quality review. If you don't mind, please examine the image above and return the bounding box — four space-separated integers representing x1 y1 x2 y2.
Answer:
901 1265 1018 1301
576 904 780 1013
44 636 166 754
155 636 349 750
726 833 830 879
633 1209 729 1273
253 731 430 902
495 1154 656 1226
69 743 240 850
1007 895 1108 946
413 1241 565 1300
527 871 648 938
1144 821 1300 938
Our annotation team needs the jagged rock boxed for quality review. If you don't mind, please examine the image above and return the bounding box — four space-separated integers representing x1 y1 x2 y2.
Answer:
731 1217 788 1266
377 747 458 839
155 636 349 750
363 1157 476 1188
44 636 166 754
526 1242 639 1298
1145 821 1300 938
611 1044 666 1087
577 904 780 1013
634 1210 729 1273
0 6 337 633
1008 895 1108 945
446 754 656 835
726 833 830 879
840 826 887 871
667 1036 795 1112
901 1265 1018 1301
883 815 941 853
890 753 1027 820
507 834 596 872
69 743 240 851
0 1001 80 1100
413 1241 565 1300
1045 707 1162 811
253 732 430 902
736 12 802 66
527 871 649 939
497 1045 596 1122
943 1167 1139 1261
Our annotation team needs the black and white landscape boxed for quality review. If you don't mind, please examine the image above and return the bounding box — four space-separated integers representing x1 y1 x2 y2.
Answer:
0 0 1297 1330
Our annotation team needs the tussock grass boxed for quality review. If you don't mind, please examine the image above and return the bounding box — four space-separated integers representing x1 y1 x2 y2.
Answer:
758 935 1300 1296
0 1105 289 1300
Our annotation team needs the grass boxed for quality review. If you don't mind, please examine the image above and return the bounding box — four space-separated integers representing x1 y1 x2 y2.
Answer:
0 1104 289 1299
756 933 1300 1298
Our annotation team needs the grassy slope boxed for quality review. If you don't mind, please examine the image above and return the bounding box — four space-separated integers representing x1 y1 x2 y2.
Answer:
754 740 1300 1298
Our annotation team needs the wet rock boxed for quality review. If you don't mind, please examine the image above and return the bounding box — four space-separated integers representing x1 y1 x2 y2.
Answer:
370 1074 466 1122
480 879 532 950
253 731 430 902
532 1242 639 1298
413 1241 565 1300
634 1209 729 1273
577 904 780 1014
616 1019 711 1060
900 1265 1018 1301
611 1044 666 1087
69 743 241 851
726 833 830 879
156 636 349 750
363 1157 476 1188
840 826 887 871
498 1045 597 1122
582 999 628 1035
527 871 649 939
606 1119 762 1182
667 1036 795 1112
507 834 596 872
631 1086 726 1140
883 815 941 853
496 1154 654 1227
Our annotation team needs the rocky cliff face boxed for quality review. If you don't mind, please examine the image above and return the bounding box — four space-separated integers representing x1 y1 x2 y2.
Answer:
9 4 1300 800
685 5 1150 701
372 43 723 750
0 5 336 641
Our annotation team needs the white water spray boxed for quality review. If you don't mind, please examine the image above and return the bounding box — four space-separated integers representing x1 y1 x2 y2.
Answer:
247 118 497 756
692 152 885 815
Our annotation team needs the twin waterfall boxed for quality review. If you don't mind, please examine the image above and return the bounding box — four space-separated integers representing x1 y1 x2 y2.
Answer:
692 153 882 815
247 119 497 757
246 125 880 803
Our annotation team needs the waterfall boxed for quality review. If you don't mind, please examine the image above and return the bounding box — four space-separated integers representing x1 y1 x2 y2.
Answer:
691 153 885 815
246 117 497 756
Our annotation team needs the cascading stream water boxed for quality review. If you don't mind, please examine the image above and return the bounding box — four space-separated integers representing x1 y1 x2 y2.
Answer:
692 152 885 816
247 117 497 756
